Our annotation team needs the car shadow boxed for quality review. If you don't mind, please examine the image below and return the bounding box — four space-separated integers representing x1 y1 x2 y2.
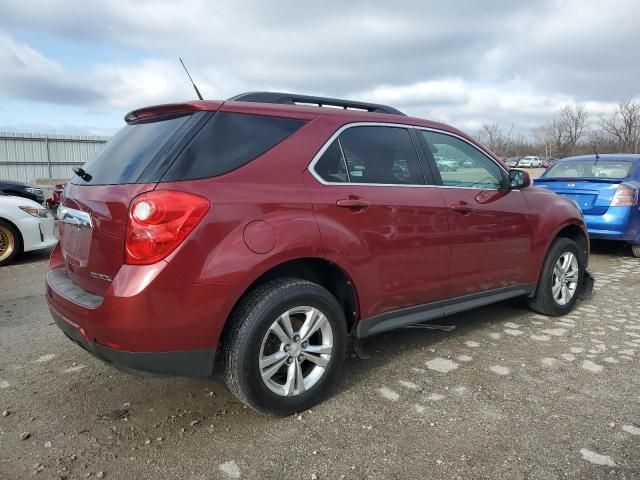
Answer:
336 298 530 392
11 247 54 266
590 239 634 258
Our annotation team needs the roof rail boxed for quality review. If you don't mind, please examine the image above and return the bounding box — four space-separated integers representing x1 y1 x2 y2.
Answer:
228 91 406 116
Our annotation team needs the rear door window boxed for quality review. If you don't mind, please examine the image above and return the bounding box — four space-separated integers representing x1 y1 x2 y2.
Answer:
314 126 425 185
74 115 191 185
162 112 305 181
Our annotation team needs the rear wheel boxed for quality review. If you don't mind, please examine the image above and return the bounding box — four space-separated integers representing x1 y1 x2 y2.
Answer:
632 244 640 258
0 220 21 267
223 278 347 416
528 237 584 316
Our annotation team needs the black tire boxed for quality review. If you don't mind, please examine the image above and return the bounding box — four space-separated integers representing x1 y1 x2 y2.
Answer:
632 244 640 258
528 237 584 316
0 219 21 267
223 278 348 416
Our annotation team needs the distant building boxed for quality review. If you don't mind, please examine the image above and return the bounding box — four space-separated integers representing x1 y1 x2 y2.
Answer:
0 132 110 184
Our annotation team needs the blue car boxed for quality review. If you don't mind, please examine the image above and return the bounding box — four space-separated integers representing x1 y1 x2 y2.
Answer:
534 154 640 258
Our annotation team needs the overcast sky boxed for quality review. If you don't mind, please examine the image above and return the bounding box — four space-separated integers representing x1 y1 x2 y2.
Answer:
1 0 639 136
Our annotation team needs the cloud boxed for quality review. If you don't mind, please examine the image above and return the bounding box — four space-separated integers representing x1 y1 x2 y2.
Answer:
0 34 101 105
0 0 638 134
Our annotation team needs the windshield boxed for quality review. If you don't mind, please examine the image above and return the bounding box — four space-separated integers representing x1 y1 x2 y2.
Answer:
544 160 635 179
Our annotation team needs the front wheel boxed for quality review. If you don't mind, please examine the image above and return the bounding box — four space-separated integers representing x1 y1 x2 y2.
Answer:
632 244 640 258
223 278 347 416
528 237 585 316
0 220 21 267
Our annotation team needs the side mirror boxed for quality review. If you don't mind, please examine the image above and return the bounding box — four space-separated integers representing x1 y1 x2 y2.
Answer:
509 169 531 189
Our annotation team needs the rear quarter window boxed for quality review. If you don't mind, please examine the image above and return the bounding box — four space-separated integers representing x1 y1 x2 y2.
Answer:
162 112 305 181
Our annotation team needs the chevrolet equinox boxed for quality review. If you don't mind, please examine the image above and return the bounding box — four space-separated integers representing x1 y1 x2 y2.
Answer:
47 92 593 415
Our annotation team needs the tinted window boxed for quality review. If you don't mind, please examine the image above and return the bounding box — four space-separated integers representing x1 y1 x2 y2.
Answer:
335 126 425 185
545 160 635 179
163 112 305 181
419 131 503 188
314 140 349 183
74 115 190 185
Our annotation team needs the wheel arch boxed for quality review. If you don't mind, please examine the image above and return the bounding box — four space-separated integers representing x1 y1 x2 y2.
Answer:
217 256 360 348
530 221 589 297
552 223 589 263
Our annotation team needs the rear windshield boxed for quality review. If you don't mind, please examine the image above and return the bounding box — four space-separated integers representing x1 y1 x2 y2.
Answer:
161 112 305 181
72 115 190 185
545 160 635 179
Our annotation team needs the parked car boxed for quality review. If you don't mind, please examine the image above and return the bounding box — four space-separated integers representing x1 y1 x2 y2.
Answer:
507 157 521 168
0 192 57 266
46 182 67 216
434 156 458 171
46 92 592 415
518 156 543 168
542 157 558 169
534 154 640 257
0 179 45 204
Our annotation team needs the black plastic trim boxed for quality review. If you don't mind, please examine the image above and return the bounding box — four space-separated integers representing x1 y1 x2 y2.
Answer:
51 308 215 378
356 284 536 338
229 91 406 116
136 111 211 184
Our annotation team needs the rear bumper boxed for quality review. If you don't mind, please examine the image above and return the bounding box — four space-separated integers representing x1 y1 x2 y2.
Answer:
50 305 216 377
45 245 247 376
584 207 640 243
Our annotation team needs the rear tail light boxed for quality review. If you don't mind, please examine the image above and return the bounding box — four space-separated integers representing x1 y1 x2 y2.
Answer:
125 190 210 265
611 184 638 207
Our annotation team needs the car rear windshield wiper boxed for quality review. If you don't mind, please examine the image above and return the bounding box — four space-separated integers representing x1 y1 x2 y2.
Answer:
72 167 92 182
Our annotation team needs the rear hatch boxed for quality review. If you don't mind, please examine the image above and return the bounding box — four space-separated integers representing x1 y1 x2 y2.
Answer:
58 101 308 296
534 178 622 215
58 104 218 295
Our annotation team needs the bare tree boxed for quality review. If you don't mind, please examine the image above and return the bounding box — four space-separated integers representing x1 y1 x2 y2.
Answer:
558 104 588 155
479 122 505 155
599 100 640 153
532 123 555 157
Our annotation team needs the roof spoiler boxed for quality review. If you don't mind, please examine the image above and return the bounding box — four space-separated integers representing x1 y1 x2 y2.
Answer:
228 91 406 116
124 101 221 124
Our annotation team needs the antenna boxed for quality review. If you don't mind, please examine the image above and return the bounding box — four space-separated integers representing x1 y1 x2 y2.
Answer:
594 147 600 165
179 57 204 100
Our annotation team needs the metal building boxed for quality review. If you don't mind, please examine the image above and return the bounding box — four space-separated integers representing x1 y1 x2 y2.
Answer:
0 132 110 184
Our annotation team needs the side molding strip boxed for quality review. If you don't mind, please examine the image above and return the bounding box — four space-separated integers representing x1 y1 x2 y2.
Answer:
356 284 536 338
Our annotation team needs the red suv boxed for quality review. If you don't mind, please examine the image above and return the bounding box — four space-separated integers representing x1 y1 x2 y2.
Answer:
46 92 593 415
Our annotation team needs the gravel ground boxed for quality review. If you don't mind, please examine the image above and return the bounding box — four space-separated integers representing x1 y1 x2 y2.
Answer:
1 241 639 480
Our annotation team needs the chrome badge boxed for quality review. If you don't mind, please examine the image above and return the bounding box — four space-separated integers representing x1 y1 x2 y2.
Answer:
89 272 113 282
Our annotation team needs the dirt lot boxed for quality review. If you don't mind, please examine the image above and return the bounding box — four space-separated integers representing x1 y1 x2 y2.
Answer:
1 243 640 478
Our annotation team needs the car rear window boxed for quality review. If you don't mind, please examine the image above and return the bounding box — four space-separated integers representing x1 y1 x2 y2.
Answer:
161 112 305 181
545 160 635 179
72 115 191 185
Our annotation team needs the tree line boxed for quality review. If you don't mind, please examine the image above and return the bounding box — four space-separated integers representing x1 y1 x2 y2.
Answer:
475 100 640 159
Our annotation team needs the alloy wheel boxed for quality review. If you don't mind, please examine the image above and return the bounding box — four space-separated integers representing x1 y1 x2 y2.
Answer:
0 225 15 263
552 252 579 305
259 306 333 397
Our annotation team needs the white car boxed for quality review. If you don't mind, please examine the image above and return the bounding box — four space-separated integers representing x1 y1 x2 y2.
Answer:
0 193 57 266
518 156 542 168
435 156 458 171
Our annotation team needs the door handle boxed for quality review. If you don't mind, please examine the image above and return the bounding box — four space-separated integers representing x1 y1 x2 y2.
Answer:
336 198 370 209
450 202 474 213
